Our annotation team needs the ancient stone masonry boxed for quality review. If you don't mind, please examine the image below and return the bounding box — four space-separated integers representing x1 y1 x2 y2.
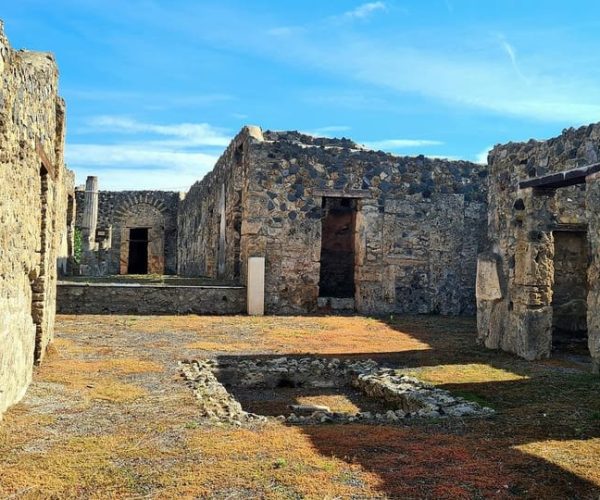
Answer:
178 126 488 315
74 182 180 276
57 282 245 315
477 123 600 372
177 129 252 280
0 22 74 418
181 357 494 426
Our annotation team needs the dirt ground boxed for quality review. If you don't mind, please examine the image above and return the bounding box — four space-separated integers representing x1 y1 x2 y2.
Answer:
1 314 599 499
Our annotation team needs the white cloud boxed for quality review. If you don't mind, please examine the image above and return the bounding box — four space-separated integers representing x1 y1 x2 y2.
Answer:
90 2 600 125
475 145 493 165
498 35 529 83
67 144 218 170
344 2 386 19
195 15 600 125
67 144 220 190
289 40 600 124
425 154 460 161
363 139 444 150
84 116 231 147
302 125 352 137
68 116 233 190
66 89 234 108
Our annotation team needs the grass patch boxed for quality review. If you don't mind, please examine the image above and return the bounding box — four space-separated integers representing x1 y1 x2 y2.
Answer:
87 380 147 403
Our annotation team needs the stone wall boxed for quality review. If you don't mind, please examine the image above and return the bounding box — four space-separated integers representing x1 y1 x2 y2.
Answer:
57 283 246 315
477 124 600 369
75 188 180 275
178 126 488 315
177 128 258 279
0 22 73 418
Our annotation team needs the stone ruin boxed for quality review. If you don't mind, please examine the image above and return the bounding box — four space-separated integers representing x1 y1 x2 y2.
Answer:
177 127 489 315
0 22 74 418
181 357 494 426
4 14 600 425
74 177 180 276
72 126 489 317
477 124 600 372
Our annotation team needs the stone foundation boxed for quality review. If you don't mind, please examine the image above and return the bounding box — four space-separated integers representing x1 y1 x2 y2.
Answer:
181 357 494 426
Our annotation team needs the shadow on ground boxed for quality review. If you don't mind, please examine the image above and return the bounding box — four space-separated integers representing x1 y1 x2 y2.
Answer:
217 315 600 498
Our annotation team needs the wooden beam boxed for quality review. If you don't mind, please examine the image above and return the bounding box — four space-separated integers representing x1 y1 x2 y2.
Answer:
519 162 600 190
36 139 57 180
549 223 588 233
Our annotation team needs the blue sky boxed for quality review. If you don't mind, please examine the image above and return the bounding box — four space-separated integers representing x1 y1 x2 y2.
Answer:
4 1 600 190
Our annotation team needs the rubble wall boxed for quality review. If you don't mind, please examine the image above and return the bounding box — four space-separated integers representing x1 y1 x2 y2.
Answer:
57 283 246 315
478 124 600 364
75 190 180 275
177 127 262 279
242 131 487 314
179 127 488 315
0 22 73 417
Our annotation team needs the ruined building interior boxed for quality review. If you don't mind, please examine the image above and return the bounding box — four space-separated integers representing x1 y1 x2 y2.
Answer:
1 16 599 428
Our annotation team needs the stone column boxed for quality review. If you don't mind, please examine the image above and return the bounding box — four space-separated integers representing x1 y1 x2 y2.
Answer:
81 176 98 251
586 173 600 373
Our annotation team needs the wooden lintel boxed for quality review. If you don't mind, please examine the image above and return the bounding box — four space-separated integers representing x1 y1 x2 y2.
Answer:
36 139 56 180
312 188 371 199
519 162 600 190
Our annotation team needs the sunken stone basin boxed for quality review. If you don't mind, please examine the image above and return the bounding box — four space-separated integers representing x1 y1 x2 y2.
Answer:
180 357 494 426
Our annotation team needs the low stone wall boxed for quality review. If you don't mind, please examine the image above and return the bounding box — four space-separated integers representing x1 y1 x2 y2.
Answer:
181 357 494 426
57 283 246 315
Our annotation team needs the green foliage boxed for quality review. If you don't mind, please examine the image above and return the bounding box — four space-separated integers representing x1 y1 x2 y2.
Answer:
73 227 83 264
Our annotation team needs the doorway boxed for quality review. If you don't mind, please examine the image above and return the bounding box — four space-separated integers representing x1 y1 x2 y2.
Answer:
552 230 588 355
319 197 357 298
128 227 149 274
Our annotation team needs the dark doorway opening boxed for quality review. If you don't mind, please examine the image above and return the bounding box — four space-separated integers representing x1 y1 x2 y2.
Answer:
319 197 357 298
128 227 149 274
552 230 588 356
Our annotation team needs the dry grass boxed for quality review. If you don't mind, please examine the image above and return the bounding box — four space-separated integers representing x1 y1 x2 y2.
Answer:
404 363 530 385
0 314 598 498
154 425 377 498
36 345 160 404
295 394 361 414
